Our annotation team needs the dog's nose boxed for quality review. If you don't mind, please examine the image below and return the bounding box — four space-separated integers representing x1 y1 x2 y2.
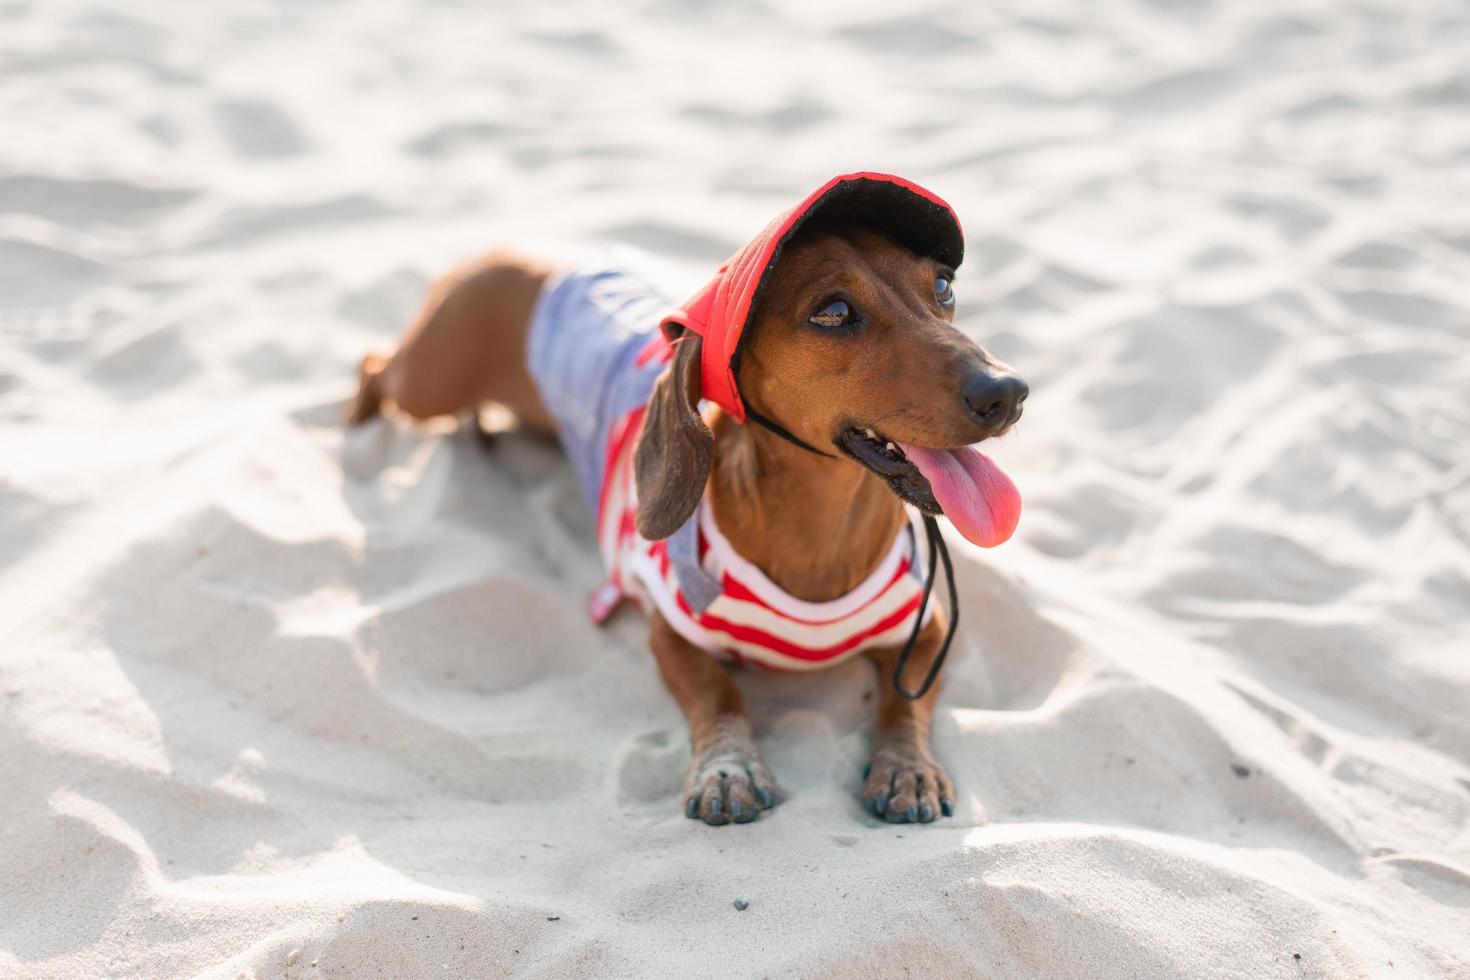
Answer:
962 373 1028 431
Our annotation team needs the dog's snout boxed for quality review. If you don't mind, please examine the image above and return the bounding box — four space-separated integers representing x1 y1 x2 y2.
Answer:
962 373 1028 431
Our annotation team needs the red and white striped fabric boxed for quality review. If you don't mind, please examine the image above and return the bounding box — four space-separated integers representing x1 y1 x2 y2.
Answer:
589 404 932 672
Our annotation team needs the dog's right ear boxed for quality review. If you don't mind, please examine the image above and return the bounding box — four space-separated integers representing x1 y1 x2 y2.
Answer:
635 330 712 540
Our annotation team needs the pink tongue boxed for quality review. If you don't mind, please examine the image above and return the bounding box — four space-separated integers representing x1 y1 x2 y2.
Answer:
896 442 1022 548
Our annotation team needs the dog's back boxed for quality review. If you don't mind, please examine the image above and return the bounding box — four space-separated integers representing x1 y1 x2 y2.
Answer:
525 258 680 515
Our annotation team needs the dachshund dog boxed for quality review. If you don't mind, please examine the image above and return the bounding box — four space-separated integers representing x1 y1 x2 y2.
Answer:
348 176 1026 826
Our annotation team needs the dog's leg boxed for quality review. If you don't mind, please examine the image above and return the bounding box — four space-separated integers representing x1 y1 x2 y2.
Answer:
346 352 389 424
345 248 558 433
649 612 780 825
862 614 956 823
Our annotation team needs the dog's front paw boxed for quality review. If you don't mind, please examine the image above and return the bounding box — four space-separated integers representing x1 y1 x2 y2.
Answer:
683 743 781 826
863 744 955 824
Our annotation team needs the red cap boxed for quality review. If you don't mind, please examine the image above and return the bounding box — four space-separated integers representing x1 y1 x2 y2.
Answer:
659 172 964 421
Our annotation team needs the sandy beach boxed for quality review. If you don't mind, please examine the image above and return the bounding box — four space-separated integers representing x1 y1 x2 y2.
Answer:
2 0 1469 976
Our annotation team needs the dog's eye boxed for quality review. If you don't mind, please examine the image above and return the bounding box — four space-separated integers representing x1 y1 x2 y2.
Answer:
809 299 851 329
935 275 956 309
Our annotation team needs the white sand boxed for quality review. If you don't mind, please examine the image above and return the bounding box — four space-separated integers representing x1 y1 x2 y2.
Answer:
3 0 1469 976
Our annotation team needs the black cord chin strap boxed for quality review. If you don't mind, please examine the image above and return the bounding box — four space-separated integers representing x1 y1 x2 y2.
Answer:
742 401 957 701
891 514 959 700
744 404 839 459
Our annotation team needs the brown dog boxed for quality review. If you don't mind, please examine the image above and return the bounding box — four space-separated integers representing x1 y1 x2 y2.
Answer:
349 190 1026 826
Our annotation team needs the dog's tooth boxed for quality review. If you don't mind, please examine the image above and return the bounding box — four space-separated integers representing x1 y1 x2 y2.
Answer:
864 428 877 439
885 441 897 452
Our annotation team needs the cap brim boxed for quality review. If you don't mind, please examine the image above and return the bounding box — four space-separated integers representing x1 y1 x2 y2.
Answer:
783 175 965 269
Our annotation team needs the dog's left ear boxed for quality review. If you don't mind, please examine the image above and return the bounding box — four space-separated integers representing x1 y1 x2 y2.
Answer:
635 330 712 540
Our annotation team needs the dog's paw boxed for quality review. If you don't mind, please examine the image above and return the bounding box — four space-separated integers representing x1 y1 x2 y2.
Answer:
863 744 955 824
682 744 781 827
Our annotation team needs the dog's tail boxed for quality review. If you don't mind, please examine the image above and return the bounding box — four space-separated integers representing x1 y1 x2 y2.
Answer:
345 352 389 425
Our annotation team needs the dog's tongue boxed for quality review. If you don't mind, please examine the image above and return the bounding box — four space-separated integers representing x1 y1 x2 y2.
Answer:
896 443 1021 548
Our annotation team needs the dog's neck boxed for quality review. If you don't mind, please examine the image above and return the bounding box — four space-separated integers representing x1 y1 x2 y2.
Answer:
707 411 908 602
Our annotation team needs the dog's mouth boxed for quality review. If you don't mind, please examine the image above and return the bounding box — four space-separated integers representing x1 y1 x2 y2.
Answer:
836 427 941 514
835 425 1024 548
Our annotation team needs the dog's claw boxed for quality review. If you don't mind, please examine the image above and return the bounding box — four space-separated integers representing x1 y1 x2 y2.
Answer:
863 745 956 827
681 739 781 827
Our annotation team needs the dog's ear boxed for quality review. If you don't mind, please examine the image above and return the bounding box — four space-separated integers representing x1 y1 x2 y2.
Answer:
635 330 712 540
